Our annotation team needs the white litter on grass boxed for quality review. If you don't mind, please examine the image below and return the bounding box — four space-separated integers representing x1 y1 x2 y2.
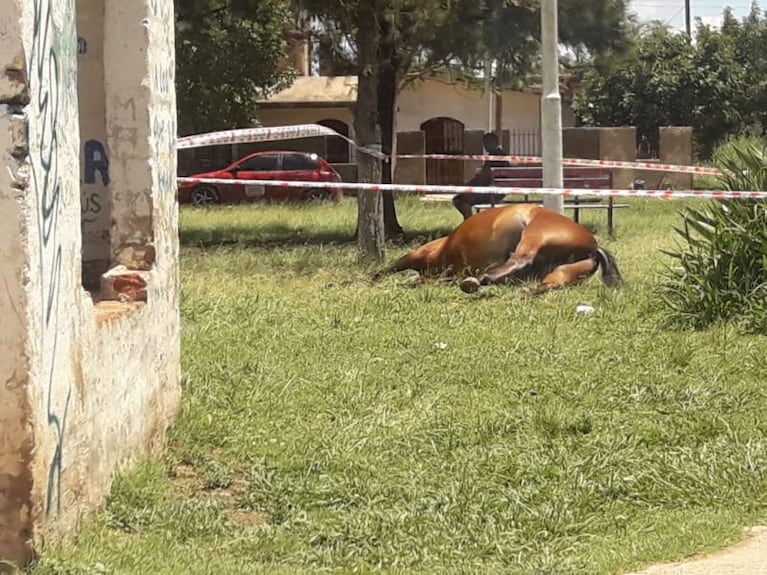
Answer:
435 342 448 350
576 304 595 315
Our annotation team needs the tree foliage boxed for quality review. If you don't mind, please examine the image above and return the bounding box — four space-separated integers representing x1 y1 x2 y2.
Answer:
574 5 767 159
175 0 296 135
307 0 633 89
722 6 767 135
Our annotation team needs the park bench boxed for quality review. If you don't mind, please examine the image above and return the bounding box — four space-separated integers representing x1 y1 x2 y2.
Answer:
472 165 629 236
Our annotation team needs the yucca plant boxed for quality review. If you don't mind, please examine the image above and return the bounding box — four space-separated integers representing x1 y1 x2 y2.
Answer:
660 137 767 334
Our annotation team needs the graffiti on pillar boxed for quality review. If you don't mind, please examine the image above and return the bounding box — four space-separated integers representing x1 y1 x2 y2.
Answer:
75 21 111 258
29 0 74 517
152 64 171 96
84 139 109 185
149 0 177 196
151 114 176 193
82 139 109 224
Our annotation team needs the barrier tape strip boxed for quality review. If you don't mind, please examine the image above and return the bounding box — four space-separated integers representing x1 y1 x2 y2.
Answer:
177 124 387 159
178 124 337 149
176 124 722 177
177 176 767 200
397 153 723 176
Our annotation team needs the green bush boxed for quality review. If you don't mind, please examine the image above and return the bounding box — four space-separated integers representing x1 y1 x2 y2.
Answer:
660 137 767 333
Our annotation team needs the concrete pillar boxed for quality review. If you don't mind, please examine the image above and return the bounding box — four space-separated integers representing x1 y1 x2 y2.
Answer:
563 127 601 160
0 6 35 562
660 126 693 189
563 127 636 188
598 126 636 189
105 1 164 270
0 0 180 567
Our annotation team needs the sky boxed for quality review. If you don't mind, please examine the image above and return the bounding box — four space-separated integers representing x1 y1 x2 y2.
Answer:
629 0 756 31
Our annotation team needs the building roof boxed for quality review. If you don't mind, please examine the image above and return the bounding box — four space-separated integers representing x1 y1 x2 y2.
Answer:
258 73 574 108
258 76 357 108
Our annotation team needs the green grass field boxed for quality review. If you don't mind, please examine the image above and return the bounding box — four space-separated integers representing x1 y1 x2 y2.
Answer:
28 197 767 574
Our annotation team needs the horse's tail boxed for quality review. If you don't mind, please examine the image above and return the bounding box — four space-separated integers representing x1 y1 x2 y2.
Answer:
594 247 623 288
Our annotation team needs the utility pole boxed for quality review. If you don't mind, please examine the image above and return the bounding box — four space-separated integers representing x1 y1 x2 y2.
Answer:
483 0 495 133
540 0 564 214
685 0 691 35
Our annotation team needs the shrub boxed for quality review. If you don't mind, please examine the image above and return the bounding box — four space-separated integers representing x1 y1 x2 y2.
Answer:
660 136 767 333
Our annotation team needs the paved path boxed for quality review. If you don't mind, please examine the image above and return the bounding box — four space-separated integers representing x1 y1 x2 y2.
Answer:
626 527 767 575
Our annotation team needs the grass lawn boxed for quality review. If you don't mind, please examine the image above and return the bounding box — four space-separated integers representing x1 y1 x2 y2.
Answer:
28 197 767 574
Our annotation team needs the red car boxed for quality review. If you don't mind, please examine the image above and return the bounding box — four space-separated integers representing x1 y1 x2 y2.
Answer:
178 151 343 205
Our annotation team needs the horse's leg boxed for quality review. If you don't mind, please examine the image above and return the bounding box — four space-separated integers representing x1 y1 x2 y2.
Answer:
477 232 541 286
532 257 598 295
457 226 540 293
458 252 536 294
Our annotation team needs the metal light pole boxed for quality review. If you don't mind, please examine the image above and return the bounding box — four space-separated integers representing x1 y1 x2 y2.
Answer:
483 0 494 133
540 0 564 214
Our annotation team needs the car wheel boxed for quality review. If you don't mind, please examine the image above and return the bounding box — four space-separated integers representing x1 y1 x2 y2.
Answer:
191 185 221 206
306 188 330 202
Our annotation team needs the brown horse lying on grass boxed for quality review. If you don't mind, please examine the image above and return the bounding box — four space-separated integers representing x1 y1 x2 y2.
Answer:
372 204 623 295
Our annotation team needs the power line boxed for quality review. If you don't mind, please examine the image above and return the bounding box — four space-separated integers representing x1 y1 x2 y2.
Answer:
630 0 756 33
662 4 686 25
631 0 752 5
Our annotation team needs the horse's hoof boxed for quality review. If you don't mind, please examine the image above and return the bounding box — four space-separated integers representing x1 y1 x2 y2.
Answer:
459 277 481 294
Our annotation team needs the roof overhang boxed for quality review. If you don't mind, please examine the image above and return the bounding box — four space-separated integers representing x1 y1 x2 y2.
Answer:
257 101 354 109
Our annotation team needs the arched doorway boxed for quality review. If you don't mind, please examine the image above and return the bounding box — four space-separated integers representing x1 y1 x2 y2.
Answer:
318 119 350 163
420 117 465 185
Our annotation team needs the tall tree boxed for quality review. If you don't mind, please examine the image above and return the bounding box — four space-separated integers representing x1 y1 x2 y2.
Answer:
304 0 634 236
354 0 386 260
175 0 295 135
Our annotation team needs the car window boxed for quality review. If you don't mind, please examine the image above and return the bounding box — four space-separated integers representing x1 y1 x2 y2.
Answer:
282 154 319 171
239 155 278 171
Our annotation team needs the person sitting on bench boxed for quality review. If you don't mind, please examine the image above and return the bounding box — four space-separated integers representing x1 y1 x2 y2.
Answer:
452 132 511 220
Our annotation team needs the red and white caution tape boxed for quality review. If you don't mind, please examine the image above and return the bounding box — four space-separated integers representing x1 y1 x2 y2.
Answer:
397 153 723 176
177 124 720 176
178 124 338 149
177 176 767 200
177 124 387 159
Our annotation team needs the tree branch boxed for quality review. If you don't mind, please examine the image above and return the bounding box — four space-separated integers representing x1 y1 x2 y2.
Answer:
399 55 455 89
176 4 228 24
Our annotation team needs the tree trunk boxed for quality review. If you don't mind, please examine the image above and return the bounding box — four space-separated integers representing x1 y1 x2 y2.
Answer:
354 0 384 261
377 17 404 239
